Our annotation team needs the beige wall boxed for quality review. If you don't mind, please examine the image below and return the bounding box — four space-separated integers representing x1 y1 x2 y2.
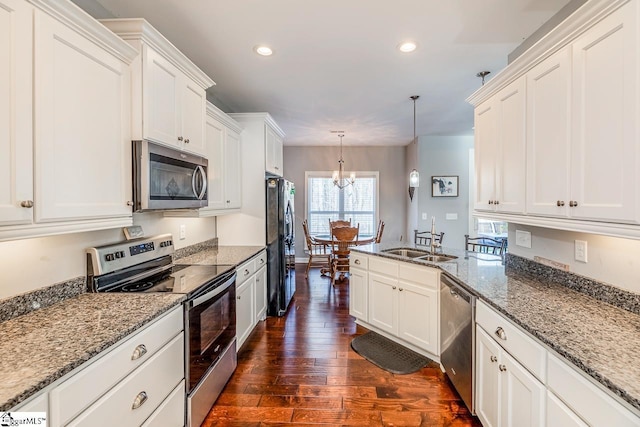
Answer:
0 213 216 299
283 145 407 259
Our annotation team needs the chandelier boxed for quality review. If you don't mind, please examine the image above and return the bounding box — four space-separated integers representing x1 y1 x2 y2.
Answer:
332 133 355 189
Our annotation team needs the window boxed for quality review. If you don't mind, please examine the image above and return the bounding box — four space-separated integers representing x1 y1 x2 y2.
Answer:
305 171 379 237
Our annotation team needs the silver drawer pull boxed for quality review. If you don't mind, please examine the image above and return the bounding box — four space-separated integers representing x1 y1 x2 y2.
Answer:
499 364 507 372
132 391 148 409
20 200 34 208
259 258 264 264
399 288 403 292
354 259 361 265
244 269 250 276
392 286 397 290
495 327 507 340
131 344 147 360
490 355 497 363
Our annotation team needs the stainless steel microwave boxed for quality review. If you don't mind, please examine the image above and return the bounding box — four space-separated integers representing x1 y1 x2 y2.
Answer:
132 140 208 212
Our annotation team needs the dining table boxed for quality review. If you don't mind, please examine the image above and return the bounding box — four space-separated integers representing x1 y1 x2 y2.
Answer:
312 233 376 246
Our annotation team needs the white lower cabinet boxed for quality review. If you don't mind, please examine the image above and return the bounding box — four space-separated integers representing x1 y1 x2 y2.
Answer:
45 306 184 427
475 300 640 427
350 254 439 357
236 250 267 349
476 327 545 427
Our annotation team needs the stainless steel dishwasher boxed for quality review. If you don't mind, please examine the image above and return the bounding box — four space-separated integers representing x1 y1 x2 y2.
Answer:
440 274 475 413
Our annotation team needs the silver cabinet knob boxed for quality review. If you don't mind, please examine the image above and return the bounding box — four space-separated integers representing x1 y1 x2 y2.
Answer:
275 166 280 170
499 364 507 372
131 344 147 360
20 200 34 208
226 200 231 203
184 138 190 144
244 269 250 276
259 258 264 264
488 200 494 205
237 295 241 300
490 355 497 363
392 286 397 290
399 288 404 292
494 200 499 205
132 391 148 409
557 200 565 207
177 136 184 141
569 200 578 207
495 327 507 340
354 259 361 265
127 201 134 206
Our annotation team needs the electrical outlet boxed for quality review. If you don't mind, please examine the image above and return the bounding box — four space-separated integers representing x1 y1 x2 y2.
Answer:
446 213 458 220
515 230 532 248
575 240 588 263
421 213 427 220
179 224 186 240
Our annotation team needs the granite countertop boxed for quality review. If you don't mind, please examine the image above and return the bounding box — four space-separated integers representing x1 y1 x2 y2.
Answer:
0 293 184 410
175 245 265 266
352 242 640 412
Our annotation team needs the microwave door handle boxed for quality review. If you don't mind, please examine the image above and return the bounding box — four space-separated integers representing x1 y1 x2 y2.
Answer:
192 165 207 200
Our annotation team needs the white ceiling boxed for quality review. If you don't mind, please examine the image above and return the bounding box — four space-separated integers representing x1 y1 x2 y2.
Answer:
83 0 570 146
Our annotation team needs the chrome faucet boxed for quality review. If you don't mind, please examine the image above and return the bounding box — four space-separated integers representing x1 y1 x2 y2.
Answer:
430 216 440 253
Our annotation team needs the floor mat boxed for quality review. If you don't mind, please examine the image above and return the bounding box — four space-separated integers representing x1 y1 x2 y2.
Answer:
351 331 437 374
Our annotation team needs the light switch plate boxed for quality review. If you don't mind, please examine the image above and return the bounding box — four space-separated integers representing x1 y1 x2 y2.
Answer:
179 224 186 240
515 230 532 248
446 213 458 220
421 213 427 220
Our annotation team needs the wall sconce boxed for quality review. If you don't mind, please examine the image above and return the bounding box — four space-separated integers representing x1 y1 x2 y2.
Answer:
409 169 419 201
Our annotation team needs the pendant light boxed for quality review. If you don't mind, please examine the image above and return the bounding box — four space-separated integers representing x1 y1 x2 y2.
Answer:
332 133 355 189
408 95 420 201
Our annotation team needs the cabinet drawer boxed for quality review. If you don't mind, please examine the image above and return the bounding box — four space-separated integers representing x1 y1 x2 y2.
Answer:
141 380 185 427
476 300 546 382
350 253 368 269
51 307 182 425
398 262 439 289
547 353 640 427
236 258 256 285
369 256 398 277
68 334 184 427
254 250 267 271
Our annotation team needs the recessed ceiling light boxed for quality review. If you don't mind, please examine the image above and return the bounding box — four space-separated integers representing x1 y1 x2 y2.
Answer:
254 45 273 56
398 41 417 53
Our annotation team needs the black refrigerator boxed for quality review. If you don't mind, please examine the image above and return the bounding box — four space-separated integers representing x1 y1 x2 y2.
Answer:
266 177 296 316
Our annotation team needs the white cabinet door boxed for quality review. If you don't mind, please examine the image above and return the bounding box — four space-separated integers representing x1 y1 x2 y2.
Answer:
0 0 32 226
255 266 267 322
474 101 497 212
181 77 206 155
495 77 526 214
348 267 368 321
526 46 572 217
236 277 255 349
500 350 546 427
397 281 438 353
205 117 226 210
144 48 180 147
224 128 242 209
34 10 131 222
265 124 283 176
476 327 500 427
570 1 638 223
547 391 588 427
368 272 397 335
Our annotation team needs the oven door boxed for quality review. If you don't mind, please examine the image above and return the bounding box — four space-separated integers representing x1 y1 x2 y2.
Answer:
185 272 236 392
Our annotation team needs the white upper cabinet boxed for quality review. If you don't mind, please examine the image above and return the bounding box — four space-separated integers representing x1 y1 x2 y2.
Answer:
100 19 214 155
0 0 33 227
0 0 138 242
468 0 640 238
474 76 526 214
570 1 638 223
265 124 284 176
526 46 572 217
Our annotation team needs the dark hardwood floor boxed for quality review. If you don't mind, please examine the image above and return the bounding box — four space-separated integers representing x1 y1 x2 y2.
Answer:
202 264 481 426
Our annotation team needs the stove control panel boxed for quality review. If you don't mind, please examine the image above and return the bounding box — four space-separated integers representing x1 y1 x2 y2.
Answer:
87 234 175 275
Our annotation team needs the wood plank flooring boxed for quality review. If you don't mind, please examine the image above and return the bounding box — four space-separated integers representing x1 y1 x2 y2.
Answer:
202 265 481 426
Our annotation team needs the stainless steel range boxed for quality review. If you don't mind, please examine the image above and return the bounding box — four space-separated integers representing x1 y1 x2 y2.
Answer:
86 234 237 427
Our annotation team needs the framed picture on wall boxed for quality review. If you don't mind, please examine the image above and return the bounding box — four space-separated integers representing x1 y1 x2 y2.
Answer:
432 176 459 197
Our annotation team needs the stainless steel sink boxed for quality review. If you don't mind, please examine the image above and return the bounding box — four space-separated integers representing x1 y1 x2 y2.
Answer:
417 254 458 262
381 248 432 258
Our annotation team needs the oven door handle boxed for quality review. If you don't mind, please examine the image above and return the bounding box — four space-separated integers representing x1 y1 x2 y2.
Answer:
192 165 207 200
190 273 236 308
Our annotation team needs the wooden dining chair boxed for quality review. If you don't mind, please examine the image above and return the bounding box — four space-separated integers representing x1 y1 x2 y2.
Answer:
329 225 359 286
414 230 445 247
302 220 331 278
465 234 507 255
329 219 351 231
358 220 385 245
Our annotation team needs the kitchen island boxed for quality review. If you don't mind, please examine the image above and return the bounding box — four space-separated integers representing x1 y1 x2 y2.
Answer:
351 242 640 417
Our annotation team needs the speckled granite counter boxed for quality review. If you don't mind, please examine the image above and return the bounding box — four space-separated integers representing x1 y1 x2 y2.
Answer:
175 245 265 266
352 242 640 412
0 293 184 410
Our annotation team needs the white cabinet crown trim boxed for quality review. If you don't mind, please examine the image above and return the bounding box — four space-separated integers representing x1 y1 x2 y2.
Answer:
28 0 137 64
206 102 243 134
229 112 286 138
99 18 215 89
467 0 630 106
